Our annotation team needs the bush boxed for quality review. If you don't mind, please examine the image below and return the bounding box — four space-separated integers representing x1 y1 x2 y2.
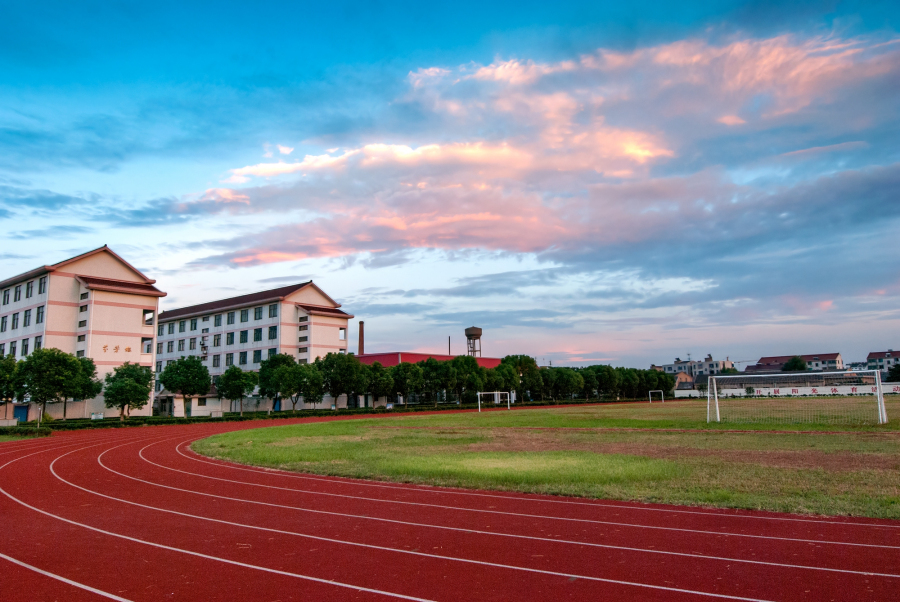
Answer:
0 426 52 437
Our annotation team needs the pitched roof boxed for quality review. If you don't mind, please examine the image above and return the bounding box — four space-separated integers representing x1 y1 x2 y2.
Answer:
757 353 841 364
296 304 354 319
76 275 166 298
867 350 896 360
0 245 157 290
159 281 323 321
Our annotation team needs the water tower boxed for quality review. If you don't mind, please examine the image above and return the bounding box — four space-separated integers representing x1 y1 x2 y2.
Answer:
465 326 482 357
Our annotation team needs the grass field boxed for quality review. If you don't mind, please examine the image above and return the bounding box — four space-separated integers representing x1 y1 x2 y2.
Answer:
0 435 29 443
193 399 900 518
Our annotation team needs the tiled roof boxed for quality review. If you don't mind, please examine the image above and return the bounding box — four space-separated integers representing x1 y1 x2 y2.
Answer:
159 282 314 321
757 353 841 364
296 304 354 319
867 351 896 360
77 275 166 297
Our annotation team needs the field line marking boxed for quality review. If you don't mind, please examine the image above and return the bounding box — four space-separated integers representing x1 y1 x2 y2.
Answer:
0 551 134 602
166 441 900 549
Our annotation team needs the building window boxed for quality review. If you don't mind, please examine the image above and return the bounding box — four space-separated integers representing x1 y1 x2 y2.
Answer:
14 286 21 302
156 361 162 373
239 351 247 365
189 338 197 350
254 307 263 320
268 348 276 358
76 350 84 358
77 334 86 343
214 314 222 327
299 325 308 332
78 320 87 328
25 281 33 299
269 304 278 318
299 336 308 342
240 330 248 343
298 315 308 322
21 339 29 356
226 332 234 345
167 341 174 353
157 342 163 354
158 324 164 336
298 358 308 364
202 316 209 322
0 316 5 332
80 305 88 313
80 292 89 300
253 328 262 342
38 277 46 295
11 313 18 329
212 355 221 368
34 336 41 351
1 289 7 304
339 348 346 354
227 312 235 325
166 323 174 335
177 340 185 352
9 341 16 356
23 309 31 327
268 326 277 340
240 309 249 322
179 320 186 332
0 343 4 355
198 398 206 407
213 334 221 347
253 349 262 363
298 347 308 353
225 353 234 366
190 318 198 331
36 305 44 324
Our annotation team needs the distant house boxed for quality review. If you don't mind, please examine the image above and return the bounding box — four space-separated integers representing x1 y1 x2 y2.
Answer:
867 350 898 375
673 372 695 390
653 354 733 377
747 353 843 372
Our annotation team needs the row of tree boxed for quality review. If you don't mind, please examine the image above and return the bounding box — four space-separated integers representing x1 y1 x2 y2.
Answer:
0 349 154 424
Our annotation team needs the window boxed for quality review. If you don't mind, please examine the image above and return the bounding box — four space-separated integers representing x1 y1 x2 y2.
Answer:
0 343 4 356
253 328 262 342
227 312 235 325
212 355 221 368
14 286 21 302
189 338 197 350
239 351 247 365
167 341 174 353
339 348 346 354
23 309 31 327
268 348 277 358
80 292 89 300
190 318 198 331
21 339 29 356
254 307 263 320
268 326 277 340
11 313 18 329
298 347 308 353
0 316 5 332
269 304 278 318
213 334 221 347
157 342 163 354
34 336 41 351
225 353 234 366
299 336 308 342
253 350 262 363
25 281 33 298
240 309 249 322
198 398 207 407
1 289 7 304
158 324 164 336
36 305 44 324
202 316 209 322
214 314 222 327
79 305 88 313
298 315 308 322
179 320 186 333
76 350 84 358
240 330 248 343
9 341 16 356
177 340 185 352
299 325 308 332
156 362 162 373
38 277 46 295
76 334 85 342
168 323 175 334
339 328 346 341
226 332 234 345
298 358 308 364
78 320 87 328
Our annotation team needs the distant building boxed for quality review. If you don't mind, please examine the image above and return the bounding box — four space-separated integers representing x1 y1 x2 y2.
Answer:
867 350 898 375
652 354 733 377
357 352 502 369
747 353 843 372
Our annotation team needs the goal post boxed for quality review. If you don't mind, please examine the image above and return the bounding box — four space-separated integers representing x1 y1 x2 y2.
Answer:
649 390 664 403
707 370 888 425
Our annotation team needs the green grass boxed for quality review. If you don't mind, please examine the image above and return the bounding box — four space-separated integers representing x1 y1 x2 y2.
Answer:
0 435 29 443
193 400 900 519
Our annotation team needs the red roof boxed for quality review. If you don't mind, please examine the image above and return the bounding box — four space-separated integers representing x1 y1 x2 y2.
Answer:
757 353 841 364
76 275 166 297
296 304 354 319
357 352 502 369
159 281 330 321
867 350 896 360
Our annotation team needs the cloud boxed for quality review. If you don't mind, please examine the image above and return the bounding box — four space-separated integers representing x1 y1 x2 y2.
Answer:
277 144 294 155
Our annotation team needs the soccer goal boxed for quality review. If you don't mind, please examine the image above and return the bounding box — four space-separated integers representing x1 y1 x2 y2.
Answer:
477 391 512 411
649 390 664 403
707 370 888 425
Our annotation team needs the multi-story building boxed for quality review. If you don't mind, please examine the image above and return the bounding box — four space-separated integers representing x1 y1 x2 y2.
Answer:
747 353 843 372
0 246 165 420
651 355 734 378
155 281 352 415
867 350 898 375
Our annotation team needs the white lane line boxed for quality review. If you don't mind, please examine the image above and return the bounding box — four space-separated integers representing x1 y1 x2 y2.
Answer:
103 439 900 579
0 551 134 601
0 440 434 602
159 440 900 550
49 439 776 602
181 436 900 530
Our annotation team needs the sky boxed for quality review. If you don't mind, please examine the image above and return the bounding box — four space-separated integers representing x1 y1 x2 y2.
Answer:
1 1 899 368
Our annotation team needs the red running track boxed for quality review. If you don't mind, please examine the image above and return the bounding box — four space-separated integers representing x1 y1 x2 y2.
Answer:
1 418 898 601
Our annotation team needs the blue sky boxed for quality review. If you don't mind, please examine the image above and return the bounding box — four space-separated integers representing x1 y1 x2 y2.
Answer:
2 1 899 367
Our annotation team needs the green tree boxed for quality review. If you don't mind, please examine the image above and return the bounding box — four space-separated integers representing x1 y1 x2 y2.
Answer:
0 354 23 421
367 362 394 406
888 364 900 383
67 357 103 420
579 368 598 400
501 355 539 401
595 365 618 399
218 365 258 416
103 362 153 421
782 356 807 372
449 355 483 404
258 353 297 408
390 362 424 405
301 364 325 409
273 363 304 413
420 358 444 406
18 348 81 427
317 353 362 408
720 367 740 375
159 356 211 404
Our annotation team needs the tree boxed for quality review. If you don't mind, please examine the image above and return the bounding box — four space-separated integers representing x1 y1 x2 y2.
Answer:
67 357 103 420
301 364 325 409
782 356 807 372
502 355 539 402
258 353 297 409
579 368 598 400
720 367 740 375
273 363 304 413
104 362 153 421
449 355 483 404
367 362 394 406
158 356 211 411
317 353 362 408
887 364 900 383
390 362 424 405
18 348 81 427
217 365 258 416
0 354 23 421
595 365 618 399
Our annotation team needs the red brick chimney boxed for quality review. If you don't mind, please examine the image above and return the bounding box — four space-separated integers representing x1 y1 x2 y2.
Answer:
358 321 364 355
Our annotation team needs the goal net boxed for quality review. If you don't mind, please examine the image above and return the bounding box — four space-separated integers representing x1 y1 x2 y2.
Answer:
707 370 888 425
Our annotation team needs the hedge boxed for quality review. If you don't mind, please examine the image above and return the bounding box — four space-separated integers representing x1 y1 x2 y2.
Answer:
0 426 52 437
